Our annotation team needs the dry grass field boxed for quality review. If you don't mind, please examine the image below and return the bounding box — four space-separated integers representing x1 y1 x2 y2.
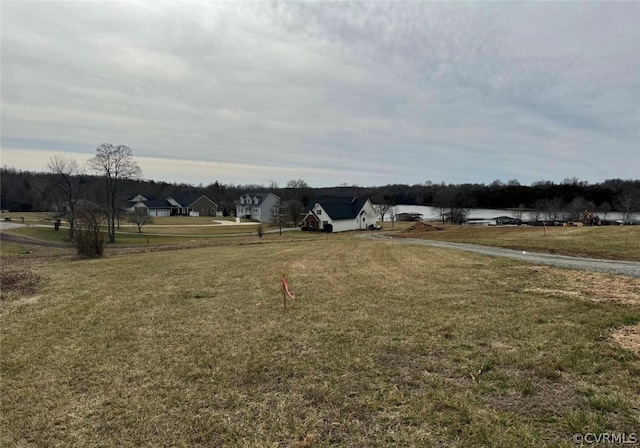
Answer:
5 215 639 261
1 234 639 447
393 223 640 261
2 221 290 246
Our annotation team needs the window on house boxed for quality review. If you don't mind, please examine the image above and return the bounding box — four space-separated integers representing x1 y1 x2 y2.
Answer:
317 209 322 215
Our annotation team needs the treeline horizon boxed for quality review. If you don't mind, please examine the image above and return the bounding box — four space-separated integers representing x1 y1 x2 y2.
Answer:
1 165 639 218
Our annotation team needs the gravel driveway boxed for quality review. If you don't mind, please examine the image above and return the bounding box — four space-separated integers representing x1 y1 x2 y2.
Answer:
365 234 640 278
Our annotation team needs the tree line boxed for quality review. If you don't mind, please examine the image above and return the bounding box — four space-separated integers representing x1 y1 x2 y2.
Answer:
2 147 639 239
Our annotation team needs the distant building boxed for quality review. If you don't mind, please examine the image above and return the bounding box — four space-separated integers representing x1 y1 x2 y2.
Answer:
397 212 423 222
491 216 521 226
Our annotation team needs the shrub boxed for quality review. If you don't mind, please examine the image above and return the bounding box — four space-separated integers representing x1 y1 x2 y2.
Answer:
74 203 107 257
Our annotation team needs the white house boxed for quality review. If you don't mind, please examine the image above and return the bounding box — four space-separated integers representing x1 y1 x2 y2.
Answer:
302 197 377 232
235 193 281 223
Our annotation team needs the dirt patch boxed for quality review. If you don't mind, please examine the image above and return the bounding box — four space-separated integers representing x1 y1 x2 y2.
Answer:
520 266 640 306
0 262 43 300
401 222 444 234
516 266 640 356
610 324 640 357
558 269 639 307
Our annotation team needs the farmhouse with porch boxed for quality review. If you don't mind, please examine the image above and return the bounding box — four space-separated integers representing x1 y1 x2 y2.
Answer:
235 193 281 223
302 197 377 232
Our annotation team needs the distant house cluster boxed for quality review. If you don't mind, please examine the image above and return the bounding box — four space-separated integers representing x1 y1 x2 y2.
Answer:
126 191 380 232
126 194 218 217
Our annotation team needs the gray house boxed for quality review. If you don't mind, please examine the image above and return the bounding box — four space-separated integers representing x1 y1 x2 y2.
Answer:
235 193 280 223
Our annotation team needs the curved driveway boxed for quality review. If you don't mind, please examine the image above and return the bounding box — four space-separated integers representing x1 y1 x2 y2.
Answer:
365 234 640 278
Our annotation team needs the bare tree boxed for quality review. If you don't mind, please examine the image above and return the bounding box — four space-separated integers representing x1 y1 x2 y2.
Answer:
46 155 84 239
614 188 639 219
286 179 310 189
128 207 154 233
528 209 542 224
599 202 612 224
374 203 391 227
88 144 142 243
567 196 595 223
512 203 526 223
29 177 52 213
539 197 564 222
433 188 467 225
271 203 286 235
389 206 397 228
287 199 304 226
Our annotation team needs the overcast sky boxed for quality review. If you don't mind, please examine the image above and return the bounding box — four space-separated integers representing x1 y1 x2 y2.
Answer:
1 1 638 188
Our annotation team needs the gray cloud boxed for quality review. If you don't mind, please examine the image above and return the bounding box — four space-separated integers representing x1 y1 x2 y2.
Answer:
1 1 638 187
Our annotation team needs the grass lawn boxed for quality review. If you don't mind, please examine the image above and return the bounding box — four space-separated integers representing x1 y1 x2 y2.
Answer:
393 224 640 261
2 223 307 246
1 236 639 447
0 212 245 226
149 216 253 225
0 211 54 224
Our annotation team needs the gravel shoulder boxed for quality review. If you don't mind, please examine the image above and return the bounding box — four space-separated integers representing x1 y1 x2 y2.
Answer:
365 233 640 278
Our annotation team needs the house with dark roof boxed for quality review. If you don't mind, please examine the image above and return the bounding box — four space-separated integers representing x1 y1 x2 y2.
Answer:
167 195 217 216
126 194 217 217
491 216 521 226
302 197 377 232
235 193 280 223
